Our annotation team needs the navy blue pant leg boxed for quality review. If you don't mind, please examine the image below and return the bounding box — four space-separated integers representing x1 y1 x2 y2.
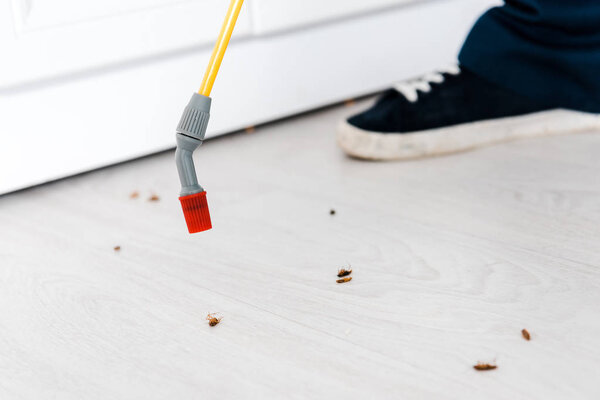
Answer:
458 0 600 113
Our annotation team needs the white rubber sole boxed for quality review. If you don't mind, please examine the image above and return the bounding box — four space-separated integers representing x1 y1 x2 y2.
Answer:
336 109 600 160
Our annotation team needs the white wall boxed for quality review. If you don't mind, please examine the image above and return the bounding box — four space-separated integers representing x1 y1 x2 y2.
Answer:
0 0 497 194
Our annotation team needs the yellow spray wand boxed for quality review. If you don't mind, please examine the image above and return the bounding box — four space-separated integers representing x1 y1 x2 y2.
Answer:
175 0 244 233
199 0 245 97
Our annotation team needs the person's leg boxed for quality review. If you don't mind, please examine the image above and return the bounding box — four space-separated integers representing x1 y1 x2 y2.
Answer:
459 0 600 113
337 0 600 160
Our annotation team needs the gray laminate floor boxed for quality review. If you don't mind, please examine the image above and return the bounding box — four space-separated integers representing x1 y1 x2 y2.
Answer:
1 99 600 399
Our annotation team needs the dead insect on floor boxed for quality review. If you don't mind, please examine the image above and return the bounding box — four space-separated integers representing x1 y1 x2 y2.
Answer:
114 246 121 252
337 267 352 277
330 209 336 215
206 313 222 327
129 191 139 199
522 328 531 341
473 363 497 371
148 194 160 202
336 277 352 284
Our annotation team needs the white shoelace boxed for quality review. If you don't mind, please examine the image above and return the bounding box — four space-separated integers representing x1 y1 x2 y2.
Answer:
393 65 461 102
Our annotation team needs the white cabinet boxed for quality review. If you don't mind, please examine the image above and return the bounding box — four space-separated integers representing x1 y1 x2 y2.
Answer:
0 0 497 194
1 0 252 86
250 0 418 34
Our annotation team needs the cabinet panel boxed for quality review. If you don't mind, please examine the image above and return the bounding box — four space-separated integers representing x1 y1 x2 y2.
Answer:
250 0 419 34
0 0 251 87
11 0 184 32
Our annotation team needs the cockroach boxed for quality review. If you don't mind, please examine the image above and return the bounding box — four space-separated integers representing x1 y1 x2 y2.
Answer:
522 329 531 341
337 267 352 277
344 99 356 107
473 363 497 371
245 126 256 133
148 194 160 202
206 313 222 327
336 277 352 284
129 191 139 199
330 209 336 215
114 246 121 252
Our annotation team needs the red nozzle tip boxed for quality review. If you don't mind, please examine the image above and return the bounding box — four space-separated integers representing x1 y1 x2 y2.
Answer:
179 191 212 233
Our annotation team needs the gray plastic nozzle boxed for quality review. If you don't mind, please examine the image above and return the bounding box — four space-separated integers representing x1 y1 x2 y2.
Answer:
175 93 211 196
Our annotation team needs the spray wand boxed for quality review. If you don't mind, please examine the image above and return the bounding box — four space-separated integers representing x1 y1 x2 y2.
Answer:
175 0 244 233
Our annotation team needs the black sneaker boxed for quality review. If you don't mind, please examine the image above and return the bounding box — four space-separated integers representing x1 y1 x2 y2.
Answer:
337 65 600 160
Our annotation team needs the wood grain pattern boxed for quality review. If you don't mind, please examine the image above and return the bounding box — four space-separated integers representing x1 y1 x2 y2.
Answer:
1 99 600 399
